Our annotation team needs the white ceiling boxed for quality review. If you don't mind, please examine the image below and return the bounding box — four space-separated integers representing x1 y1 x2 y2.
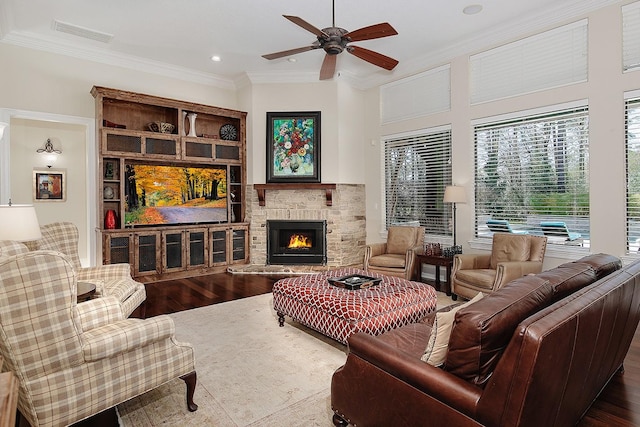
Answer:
0 0 625 89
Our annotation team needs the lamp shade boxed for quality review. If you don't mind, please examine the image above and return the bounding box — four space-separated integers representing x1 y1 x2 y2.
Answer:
0 205 42 241
443 185 467 203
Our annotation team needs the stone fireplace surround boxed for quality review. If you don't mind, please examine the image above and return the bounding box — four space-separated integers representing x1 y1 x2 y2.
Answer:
245 184 366 271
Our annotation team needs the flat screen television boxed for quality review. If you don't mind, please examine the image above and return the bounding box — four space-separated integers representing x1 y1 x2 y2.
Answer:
124 162 227 227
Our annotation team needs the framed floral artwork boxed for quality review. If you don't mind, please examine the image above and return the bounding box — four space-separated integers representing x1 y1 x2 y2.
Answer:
266 111 321 183
33 169 66 202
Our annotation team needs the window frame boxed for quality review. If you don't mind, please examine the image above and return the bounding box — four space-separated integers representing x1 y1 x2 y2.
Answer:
381 126 453 241
471 101 590 252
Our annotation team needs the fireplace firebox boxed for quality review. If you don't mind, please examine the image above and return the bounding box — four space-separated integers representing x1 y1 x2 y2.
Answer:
267 220 327 265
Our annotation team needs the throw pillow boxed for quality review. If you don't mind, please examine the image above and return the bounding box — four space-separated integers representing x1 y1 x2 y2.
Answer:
421 292 484 366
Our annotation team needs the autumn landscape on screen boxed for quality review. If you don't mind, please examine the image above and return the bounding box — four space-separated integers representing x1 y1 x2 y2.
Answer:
124 164 227 226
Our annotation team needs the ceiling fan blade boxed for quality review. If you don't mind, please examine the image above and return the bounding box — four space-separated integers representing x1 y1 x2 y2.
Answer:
347 45 399 71
320 53 337 80
345 22 398 42
262 45 320 60
283 15 328 38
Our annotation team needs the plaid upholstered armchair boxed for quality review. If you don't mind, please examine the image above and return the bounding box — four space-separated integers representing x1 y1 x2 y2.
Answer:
26 221 146 317
0 249 197 427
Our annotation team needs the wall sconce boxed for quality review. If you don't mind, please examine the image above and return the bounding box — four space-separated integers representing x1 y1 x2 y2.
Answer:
36 138 62 168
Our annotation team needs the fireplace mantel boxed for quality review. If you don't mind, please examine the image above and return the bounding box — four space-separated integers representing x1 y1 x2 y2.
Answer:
253 183 337 206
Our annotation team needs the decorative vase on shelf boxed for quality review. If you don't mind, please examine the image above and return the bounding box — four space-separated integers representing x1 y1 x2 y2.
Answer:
104 210 119 229
187 113 197 137
182 111 188 136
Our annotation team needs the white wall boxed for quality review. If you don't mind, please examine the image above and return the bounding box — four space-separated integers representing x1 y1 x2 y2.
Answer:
9 118 90 263
364 2 640 266
245 81 366 185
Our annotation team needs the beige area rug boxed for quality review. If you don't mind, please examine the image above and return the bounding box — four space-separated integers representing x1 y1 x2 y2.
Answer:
117 291 455 426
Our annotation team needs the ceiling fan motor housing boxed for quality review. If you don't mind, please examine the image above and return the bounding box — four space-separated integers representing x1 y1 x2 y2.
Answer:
320 27 348 55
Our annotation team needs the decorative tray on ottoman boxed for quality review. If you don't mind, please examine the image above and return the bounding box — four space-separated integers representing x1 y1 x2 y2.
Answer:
328 274 382 290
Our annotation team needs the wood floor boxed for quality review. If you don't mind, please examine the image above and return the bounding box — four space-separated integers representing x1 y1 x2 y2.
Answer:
140 272 640 426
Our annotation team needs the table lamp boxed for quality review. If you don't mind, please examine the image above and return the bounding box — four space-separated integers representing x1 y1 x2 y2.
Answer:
0 203 42 241
443 185 467 247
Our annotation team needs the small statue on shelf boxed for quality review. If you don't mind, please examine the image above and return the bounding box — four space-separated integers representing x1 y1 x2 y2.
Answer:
104 162 114 179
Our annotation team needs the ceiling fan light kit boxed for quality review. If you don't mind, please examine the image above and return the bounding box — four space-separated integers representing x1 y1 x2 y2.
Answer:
262 0 398 80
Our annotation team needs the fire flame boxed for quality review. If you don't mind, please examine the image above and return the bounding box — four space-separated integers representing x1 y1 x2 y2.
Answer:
288 234 312 249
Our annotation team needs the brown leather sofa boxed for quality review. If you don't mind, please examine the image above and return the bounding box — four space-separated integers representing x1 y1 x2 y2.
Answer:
331 253 640 427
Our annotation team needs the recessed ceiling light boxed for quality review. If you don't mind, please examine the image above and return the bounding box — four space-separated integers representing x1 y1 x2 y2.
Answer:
211 55 221 62
463 4 483 15
288 58 297 63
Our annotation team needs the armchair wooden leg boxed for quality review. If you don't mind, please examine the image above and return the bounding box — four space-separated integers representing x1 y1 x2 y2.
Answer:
180 371 198 412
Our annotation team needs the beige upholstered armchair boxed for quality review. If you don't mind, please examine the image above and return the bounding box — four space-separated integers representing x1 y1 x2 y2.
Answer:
451 232 547 300
364 226 425 281
25 221 146 317
0 250 197 427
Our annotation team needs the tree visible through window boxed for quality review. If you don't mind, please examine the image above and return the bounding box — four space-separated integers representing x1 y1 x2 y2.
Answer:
475 105 590 245
626 97 640 252
383 128 452 235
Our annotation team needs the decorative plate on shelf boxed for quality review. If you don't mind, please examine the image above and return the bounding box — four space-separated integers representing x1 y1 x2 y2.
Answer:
220 124 238 141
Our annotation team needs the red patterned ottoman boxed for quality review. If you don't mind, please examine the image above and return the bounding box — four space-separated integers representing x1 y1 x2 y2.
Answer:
272 267 438 344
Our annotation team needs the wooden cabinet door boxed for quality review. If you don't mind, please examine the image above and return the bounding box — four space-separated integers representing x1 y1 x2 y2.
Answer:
187 228 209 270
134 232 161 276
162 230 186 273
209 228 228 266
230 225 248 264
103 232 133 265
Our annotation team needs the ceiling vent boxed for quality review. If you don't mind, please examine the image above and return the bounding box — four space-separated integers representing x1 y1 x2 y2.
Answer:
52 20 113 43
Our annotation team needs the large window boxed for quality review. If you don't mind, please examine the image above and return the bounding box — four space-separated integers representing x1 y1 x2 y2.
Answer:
474 105 590 246
383 128 452 235
626 96 640 252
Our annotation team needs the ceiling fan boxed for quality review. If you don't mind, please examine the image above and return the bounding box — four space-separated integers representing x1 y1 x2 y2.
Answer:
262 0 399 80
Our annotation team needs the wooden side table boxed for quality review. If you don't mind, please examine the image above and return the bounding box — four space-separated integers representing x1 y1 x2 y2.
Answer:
416 253 453 296
0 359 18 427
77 282 96 303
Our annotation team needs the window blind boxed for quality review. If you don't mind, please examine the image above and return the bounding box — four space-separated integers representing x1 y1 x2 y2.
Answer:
624 2 640 72
474 105 590 244
625 96 640 252
383 127 452 235
380 65 450 124
470 20 588 104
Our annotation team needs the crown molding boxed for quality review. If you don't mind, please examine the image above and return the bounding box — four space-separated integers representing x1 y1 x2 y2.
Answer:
0 0 625 92
1 31 237 91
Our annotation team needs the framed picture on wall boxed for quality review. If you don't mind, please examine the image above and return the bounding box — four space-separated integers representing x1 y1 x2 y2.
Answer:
266 111 321 183
33 169 66 202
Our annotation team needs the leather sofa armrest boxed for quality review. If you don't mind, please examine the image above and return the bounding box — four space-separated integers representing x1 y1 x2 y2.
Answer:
404 245 422 277
347 332 482 416
453 254 491 272
366 243 387 258
493 261 543 291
